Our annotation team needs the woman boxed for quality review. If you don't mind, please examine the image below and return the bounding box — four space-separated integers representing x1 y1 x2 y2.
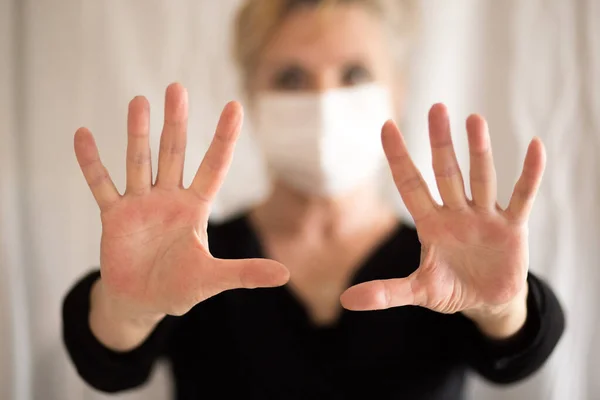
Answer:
62 0 564 399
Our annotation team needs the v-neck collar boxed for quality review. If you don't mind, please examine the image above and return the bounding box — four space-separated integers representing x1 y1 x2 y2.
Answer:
236 213 407 331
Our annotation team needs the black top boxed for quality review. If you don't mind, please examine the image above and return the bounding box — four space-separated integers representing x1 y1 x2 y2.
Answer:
62 214 565 400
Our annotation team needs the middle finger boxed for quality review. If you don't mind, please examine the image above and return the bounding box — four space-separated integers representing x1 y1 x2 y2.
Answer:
428 104 467 210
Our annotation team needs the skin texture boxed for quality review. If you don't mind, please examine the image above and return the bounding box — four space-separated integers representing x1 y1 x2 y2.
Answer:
77 4 542 351
81 91 289 351
339 114 539 339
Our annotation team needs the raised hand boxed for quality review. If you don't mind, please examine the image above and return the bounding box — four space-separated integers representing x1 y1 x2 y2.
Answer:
75 83 289 323
341 104 545 329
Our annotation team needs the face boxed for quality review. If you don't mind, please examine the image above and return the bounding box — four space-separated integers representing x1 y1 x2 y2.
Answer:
248 4 402 197
252 3 397 94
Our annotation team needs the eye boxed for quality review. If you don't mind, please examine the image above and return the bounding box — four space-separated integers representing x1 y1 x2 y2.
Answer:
272 66 309 91
342 64 373 86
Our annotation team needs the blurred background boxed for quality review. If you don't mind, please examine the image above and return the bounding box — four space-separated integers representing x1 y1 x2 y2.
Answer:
1 0 599 399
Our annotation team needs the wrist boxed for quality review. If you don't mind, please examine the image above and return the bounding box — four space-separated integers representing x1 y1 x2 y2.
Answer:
463 284 529 340
89 279 165 351
92 278 165 327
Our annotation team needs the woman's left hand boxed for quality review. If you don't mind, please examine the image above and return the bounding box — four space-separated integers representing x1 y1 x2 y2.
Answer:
341 104 545 337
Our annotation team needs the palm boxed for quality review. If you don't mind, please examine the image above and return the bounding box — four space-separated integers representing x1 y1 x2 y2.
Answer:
342 104 545 315
410 209 527 314
99 190 211 316
75 84 288 318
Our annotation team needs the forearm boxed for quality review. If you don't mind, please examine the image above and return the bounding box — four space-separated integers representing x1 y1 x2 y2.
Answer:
463 283 529 340
89 278 165 352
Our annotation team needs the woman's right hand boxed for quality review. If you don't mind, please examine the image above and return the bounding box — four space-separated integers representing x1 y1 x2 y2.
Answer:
74 83 289 338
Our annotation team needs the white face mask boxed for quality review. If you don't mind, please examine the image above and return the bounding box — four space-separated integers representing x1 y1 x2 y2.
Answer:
252 83 394 197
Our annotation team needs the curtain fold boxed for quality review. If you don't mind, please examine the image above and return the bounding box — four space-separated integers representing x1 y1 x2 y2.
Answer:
1 0 31 399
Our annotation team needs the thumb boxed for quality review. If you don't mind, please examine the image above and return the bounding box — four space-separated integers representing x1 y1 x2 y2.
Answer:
212 258 290 291
340 277 418 311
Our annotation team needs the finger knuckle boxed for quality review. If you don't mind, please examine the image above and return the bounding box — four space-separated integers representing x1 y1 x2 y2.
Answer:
88 170 110 187
160 141 186 155
128 151 151 166
434 164 460 179
397 175 422 192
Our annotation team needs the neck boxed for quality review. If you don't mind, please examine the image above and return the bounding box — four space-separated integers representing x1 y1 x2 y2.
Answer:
251 180 396 239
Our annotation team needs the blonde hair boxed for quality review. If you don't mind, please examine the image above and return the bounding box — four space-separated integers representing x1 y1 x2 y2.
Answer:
233 0 420 92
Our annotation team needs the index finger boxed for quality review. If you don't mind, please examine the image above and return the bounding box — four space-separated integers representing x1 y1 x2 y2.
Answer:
74 128 121 211
189 101 243 204
382 120 437 222
506 137 546 223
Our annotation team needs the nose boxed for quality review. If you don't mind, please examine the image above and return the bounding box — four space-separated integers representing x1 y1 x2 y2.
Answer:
313 67 343 92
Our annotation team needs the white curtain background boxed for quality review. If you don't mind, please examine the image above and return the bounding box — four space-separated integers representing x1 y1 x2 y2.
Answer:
0 1 598 399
